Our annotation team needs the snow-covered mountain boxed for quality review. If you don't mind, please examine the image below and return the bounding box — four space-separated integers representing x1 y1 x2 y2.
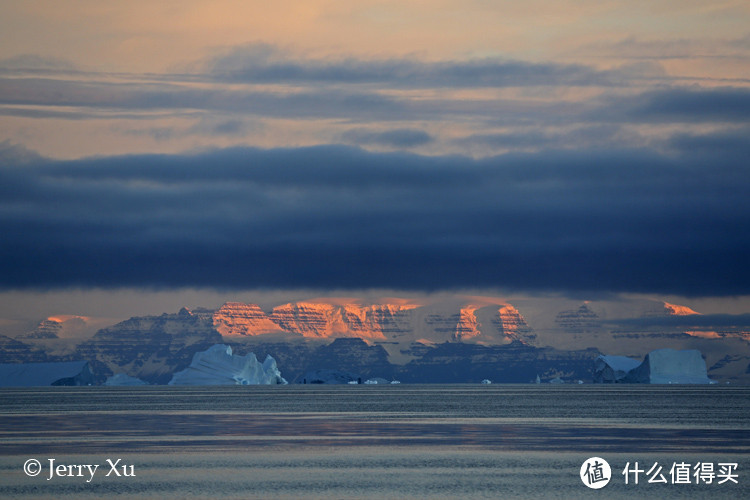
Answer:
75 307 223 384
2 295 748 384
18 315 109 339
206 296 535 346
211 302 283 336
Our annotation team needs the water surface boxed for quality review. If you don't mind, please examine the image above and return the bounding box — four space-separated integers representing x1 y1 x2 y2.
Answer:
0 385 747 498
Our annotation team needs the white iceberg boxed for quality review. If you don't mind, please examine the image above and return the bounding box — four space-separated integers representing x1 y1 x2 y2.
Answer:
104 373 149 386
624 348 714 384
594 355 642 383
169 344 287 385
364 377 390 385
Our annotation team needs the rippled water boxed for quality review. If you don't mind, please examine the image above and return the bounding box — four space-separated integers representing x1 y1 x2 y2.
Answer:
0 385 747 499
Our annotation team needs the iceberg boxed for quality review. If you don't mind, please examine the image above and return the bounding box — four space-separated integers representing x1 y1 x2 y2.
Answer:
594 355 642 383
169 344 287 385
364 377 390 385
624 348 714 384
104 373 149 386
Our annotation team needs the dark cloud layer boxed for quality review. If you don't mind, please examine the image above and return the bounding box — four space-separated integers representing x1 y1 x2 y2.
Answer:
342 128 434 148
2 75 747 136
605 314 750 328
599 87 750 124
205 43 634 88
1 143 748 295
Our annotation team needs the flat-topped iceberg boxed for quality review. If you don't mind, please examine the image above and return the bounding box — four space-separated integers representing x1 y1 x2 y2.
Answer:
624 348 714 384
595 348 714 384
169 344 287 385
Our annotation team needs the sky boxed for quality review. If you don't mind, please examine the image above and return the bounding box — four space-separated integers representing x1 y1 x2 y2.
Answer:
0 1 749 328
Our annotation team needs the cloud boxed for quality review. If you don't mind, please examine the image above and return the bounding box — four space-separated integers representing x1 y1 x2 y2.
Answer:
455 125 642 151
604 314 750 328
0 54 79 73
119 117 259 141
0 77 413 121
3 72 746 136
597 87 750 124
1 144 748 295
0 141 44 165
342 128 434 148
577 35 750 63
667 126 750 158
205 43 632 88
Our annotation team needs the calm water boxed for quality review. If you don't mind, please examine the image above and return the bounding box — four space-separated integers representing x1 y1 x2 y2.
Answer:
0 385 747 499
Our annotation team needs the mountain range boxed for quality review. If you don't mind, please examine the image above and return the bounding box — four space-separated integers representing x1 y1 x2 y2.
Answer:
2 296 748 384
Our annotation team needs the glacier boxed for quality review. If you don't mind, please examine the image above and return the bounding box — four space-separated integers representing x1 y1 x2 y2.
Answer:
168 344 287 385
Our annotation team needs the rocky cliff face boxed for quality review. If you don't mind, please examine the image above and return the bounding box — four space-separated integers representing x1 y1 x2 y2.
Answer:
6 296 747 384
398 341 600 383
213 299 535 346
0 335 47 363
20 319 63 339
452 307 482 341
555 303 604 337
270 302 359 338
76 308 223 384
18 315 94 339
212 302 283 336
497 305 536 344
223 337 395 383
267 302 419 340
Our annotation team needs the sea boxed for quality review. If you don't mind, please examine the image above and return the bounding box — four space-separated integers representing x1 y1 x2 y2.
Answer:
0 385 747 499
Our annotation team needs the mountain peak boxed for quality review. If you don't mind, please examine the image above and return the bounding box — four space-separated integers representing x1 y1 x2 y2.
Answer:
663 302 700 316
